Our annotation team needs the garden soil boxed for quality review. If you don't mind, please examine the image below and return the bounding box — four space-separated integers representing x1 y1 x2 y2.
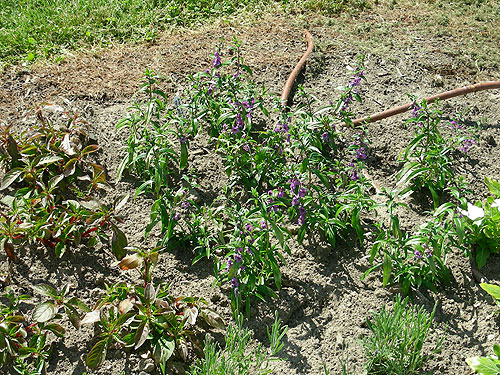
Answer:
1 4 500 375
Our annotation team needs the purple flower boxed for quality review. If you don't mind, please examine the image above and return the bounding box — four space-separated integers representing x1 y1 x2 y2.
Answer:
235 247 243 253
181 201 190 209
351 170 359 181
179 136 187 144
414 250 422 259
298 188 307 198
289 177 300 192
230 277 239 289
298 205 306 225
411 103 420 117
260 220 267 229
321 132 329 142
291 196 300 206
277 187 285 198
207 83 215 96
173 213 181 220
461 138 475 153
243 144 250 152
233 70 241 79
213 51 222 68
245 223 253 232
234 253 243 263
226 259 233 272
356 147 367 160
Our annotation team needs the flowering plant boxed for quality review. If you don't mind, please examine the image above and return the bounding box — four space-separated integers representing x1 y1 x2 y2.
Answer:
397 99 478 207
458 177 500 268
365 190 461 293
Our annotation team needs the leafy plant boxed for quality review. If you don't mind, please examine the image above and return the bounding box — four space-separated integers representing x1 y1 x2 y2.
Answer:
364 189 464 293
0 107 128 259
457 177 500 268
362 295 444 375
188 311 288 375
467 345 500 375
396 99 477 207
0 286 71 374
83 247 224 373
466 284 500 374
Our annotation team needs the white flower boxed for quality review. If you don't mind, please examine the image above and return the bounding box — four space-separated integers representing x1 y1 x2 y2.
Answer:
458 202 484 221
492 199 500 208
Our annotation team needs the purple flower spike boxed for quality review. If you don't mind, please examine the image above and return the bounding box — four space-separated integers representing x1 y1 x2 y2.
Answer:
234 253 243 263
181 201 190 209
414 250 422 259
173 213 181 220
243 144 250 152
230 277 239 289
179 136 187 144
213 51 222 68
321 132 329 142
226 259 233 272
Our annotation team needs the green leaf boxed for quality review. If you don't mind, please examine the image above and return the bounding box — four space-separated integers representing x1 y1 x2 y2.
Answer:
180 142 188 170
382 252 392 287
55 241 66 258
111 225 128 260
494 344 500 358
270 221 285 249
466 355 500 375
32 284 59 298
0 168 23 190
481 283 500 301
476 247 490 269
86 339 108 369
485 177 500 197
33 302 58 323
45 323 65 337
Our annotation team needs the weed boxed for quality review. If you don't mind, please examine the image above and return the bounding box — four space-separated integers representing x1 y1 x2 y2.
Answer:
362 295 444 375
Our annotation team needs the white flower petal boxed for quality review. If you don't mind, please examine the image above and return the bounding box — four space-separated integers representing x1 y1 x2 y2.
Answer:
467 203 484 221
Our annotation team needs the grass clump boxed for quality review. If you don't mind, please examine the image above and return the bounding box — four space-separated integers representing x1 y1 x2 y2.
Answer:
362 295 444 375
188 312 288 375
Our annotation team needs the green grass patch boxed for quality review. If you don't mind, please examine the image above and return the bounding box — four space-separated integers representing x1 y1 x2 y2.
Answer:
0 0 368 66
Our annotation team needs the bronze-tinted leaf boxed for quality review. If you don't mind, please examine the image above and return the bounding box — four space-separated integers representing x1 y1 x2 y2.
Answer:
118 298 134 315
183 306 198 326
134 320 149 350
199 308 225 330
111 225 127 260
4 241 17 262
118 253 142 270
7 135 20 161
33 302 58 323
81 310 101 326
144 283 156 305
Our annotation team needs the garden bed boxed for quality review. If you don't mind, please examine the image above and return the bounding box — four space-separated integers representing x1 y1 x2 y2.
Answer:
1 3 500 375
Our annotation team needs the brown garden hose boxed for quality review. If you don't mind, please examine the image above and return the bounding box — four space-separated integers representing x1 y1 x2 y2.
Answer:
282 30 500 124
281 30 314 106
352 81 500 126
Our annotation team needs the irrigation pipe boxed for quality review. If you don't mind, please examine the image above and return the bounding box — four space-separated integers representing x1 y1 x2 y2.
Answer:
281 31 500 124
352 81 500 126
281 30 314 106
